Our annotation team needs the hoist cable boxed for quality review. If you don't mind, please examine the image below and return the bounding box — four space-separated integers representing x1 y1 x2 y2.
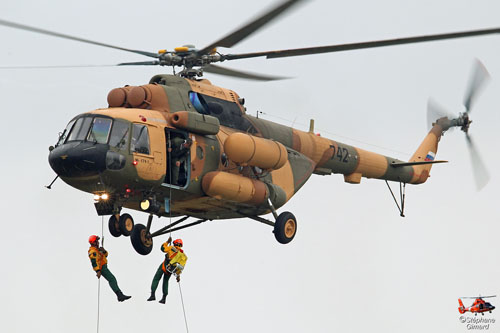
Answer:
178 281 189 333
168 131 173 239
96 215 104 333
167 132 190 333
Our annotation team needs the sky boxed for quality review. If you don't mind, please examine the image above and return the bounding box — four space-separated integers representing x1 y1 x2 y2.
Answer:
1 0 500 332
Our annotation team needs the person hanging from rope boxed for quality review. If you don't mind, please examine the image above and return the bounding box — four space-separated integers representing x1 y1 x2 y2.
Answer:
147 236 188 304
88 235 131 302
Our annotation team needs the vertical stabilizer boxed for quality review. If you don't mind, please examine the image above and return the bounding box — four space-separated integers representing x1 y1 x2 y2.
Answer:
458 299 467 314
409 124 444 184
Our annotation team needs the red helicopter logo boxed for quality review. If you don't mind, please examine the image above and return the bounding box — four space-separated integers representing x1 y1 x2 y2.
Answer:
458 296 496 316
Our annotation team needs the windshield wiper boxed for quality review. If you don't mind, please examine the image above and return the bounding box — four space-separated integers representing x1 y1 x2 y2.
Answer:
115 129 129 149
88 130 98 144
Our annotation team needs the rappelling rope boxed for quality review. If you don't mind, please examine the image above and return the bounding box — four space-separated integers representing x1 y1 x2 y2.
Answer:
96 215 104 333
168 132 190 333
168 131 173 238
178 281 189 333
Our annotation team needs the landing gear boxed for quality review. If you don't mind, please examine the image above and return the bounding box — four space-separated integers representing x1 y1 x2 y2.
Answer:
246 206 298 244
108 215 121 237
118 213 134 236
273 211 297 244
130 213 208 255
131 223 153 255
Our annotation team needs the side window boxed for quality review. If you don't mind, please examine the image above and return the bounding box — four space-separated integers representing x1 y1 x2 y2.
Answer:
189 92 256 133
131 124 150 155
109 120 130 150
88 117 112 144
189 92 208 115
67 117 93 141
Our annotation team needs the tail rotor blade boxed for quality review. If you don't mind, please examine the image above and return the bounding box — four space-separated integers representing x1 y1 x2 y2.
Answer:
465 134 490 190
427 98 454 131
463 59 490 113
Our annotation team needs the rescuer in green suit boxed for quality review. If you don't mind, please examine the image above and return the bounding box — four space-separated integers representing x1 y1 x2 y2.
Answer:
88 235 131 302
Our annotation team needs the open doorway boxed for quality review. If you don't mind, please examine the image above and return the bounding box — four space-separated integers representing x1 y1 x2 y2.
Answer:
165 129 191 187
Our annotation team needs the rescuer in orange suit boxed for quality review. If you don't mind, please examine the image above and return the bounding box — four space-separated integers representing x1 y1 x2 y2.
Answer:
88 235 131 302
147 237 186 304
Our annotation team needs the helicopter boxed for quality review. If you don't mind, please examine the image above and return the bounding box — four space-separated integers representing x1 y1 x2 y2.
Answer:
459 296 496 316
1 0 496 255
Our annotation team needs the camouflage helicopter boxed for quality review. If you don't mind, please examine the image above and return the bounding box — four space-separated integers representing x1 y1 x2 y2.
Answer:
1 0 496 255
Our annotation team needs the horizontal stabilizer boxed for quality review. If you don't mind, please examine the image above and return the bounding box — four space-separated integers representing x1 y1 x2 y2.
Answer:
390 160 448 168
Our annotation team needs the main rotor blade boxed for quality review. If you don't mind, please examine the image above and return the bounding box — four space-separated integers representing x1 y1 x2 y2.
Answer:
465 134 490 191
117 61 160 66
197 0 305 55
225 27 500 60
463 59 490 113
0 64 119 69
203 64 288 81
0 19 159 59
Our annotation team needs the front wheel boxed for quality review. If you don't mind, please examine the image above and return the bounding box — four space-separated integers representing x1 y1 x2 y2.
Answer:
131 224 153 255
273 211 297 244
108 215 121 238
119 213 134 236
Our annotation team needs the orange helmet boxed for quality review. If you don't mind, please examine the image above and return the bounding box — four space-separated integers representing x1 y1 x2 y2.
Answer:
173 239 183 247
88 235 100 244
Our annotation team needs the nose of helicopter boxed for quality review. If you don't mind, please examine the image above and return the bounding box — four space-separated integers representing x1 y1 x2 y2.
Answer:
48 141 109 177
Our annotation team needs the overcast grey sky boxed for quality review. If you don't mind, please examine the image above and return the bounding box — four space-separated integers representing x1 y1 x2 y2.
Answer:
1 0 500 332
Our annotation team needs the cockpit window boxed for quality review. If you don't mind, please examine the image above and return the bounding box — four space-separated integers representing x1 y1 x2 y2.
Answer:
67 117 93 142
109 120 130 150
57 119 76 146
131 124 150 155
88 117 112 144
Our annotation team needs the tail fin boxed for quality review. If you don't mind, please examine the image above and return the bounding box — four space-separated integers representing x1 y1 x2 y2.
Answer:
409 124 444 184
458 299 467 314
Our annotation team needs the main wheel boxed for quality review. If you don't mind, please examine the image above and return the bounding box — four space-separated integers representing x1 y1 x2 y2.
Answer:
273 211 297 244
131 224 153 255
108 215 121 237
119 213 134 236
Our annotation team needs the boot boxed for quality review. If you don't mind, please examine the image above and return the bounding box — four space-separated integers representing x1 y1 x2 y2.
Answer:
117 291 132 302
159 295 167 304
147 292 156 301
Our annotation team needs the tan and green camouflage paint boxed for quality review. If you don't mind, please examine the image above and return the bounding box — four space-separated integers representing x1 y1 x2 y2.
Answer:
62 75 444 220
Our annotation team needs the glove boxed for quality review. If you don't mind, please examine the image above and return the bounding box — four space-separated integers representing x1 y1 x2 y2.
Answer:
96 271 102 278
167 236 172 244
176 276 180 282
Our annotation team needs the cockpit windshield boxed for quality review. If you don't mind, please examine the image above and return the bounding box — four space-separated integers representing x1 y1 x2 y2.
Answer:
67 117 93 142
61 115 131 147
57 119 76 146
88 117 112 144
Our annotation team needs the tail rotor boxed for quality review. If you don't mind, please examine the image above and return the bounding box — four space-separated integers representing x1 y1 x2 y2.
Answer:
426 59 491 190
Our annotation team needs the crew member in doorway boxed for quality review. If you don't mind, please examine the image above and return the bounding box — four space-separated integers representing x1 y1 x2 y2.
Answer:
147 237 187 304
88 235 131 302
169 137 192 186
